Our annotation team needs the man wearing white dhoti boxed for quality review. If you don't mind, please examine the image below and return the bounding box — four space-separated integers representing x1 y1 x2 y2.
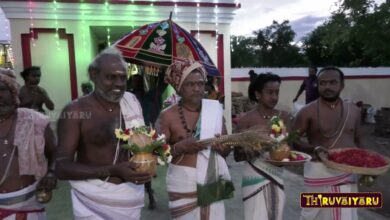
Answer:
293 67 363 220
156 60 234 220
234 73 291 220
56 48 151 220
0 68 57 220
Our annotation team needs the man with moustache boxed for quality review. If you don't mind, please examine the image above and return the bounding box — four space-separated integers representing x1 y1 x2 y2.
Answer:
56 48 151 220
293 67 363 220
0 68 57 219
156 60 234 220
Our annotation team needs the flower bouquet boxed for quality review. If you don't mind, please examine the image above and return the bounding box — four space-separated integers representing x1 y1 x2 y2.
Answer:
266 116 310 165
115 120 171 176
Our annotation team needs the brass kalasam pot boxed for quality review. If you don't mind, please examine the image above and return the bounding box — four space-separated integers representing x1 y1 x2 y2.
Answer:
130 153 157 176
270 143 291 161
129 134 153 148
36 190 52 204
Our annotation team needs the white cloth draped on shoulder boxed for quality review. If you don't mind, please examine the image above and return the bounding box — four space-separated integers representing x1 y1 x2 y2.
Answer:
0 182 45 220
166 99 232 220
300 162 358 220
69 92 145 220
120 92 145 128
197 99 231 187
14 108 50 180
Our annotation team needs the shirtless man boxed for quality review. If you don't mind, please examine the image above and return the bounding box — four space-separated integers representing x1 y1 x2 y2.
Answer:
235 73 291 220
55 48 151 220
293 67 363 220
0 68 56 219
156 60 233 220
19 66 54 113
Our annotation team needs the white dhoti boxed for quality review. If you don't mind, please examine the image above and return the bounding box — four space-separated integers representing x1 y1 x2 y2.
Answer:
242 159 285 220
0 182 45 220
300 162 358 220
166 99 232 220
67 91 146 220
166 164 226 220
69 180 144 220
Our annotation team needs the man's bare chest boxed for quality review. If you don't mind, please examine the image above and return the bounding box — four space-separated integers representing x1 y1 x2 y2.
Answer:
81 112 122 145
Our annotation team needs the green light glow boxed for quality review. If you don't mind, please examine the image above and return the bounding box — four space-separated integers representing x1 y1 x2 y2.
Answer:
105 1 109 11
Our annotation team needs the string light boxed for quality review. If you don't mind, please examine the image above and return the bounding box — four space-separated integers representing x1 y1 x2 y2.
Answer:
196 2 200 42
127 1 134 29
174 3 178 15
105 1 111 47
29 0 35 47
107 28 111 46
53 0 60 50
214 4 219 49
6 46 15 68
4 25 9 38
230 37 234 52
81 4 87 51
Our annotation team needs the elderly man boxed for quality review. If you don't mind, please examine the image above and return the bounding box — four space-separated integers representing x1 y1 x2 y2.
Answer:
0 68 57 219
293 67 363 220
56 48 151 220
156 60 234 220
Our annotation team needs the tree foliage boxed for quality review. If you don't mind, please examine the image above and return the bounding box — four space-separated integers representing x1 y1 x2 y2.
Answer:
231 20 305 67
302 0 390 66
230 36 257 68
231 0 390 67
253 20 305 67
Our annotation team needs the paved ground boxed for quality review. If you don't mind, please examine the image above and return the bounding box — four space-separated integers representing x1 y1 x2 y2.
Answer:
47 124 390 219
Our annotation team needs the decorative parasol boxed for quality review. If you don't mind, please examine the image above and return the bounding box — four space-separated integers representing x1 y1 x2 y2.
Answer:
114 13 220 77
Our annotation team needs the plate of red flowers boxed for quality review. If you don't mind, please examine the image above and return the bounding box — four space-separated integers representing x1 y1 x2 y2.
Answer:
318 147 390 175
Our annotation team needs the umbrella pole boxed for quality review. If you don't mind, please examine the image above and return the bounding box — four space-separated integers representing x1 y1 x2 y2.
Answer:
169 12 173 20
